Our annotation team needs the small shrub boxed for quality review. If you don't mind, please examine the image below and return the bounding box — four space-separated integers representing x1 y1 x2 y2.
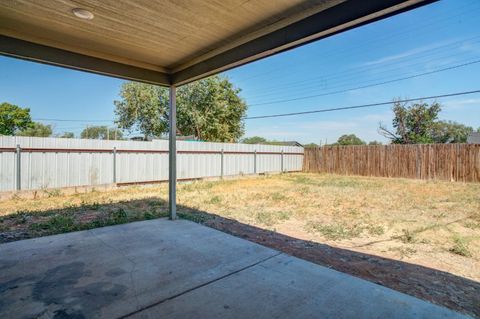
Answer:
15 211 30 224
255 212 274 226
30 215 76 233
276 211 291 221
449 236 471 257
112 208 128 224
399 229 416 243
270 192 286 201
143 212 156 220
147 200 160 208
207 195 222 204
464 221 479 230
367 225 385 236
43 189 62 197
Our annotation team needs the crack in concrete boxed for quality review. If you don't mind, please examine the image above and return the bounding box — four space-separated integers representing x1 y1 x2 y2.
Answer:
119 252 283 318
87 230 141 310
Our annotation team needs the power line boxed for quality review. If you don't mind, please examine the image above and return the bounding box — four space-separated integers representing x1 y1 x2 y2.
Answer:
247 59 480 107
247 54 477 103
232 3 480 82
246 37 480 99
243 89 480 120
33 118 113 123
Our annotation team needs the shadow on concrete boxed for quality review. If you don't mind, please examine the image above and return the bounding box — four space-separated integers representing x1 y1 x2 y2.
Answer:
1 197 478 318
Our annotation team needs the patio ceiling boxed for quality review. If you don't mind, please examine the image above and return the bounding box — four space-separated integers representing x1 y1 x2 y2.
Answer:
0 0 435 86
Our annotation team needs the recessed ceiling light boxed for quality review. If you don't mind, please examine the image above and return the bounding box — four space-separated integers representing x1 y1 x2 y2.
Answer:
72 8 94 20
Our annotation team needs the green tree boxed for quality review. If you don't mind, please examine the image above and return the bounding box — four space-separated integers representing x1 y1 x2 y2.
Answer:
379 101 441 144
431 121 473 143
81 126 123 140
304 143 319 148
114 75 247 142
368 140 383 145
241 136 267 144
60 132 75 138
336 134 366 145
17 122 52 137
0 102 34 135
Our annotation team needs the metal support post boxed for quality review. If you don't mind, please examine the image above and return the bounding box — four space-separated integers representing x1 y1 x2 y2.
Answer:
16 144 21 190
221 148 224 179
113 147 117 183
281 149 284 173
169 86 177 220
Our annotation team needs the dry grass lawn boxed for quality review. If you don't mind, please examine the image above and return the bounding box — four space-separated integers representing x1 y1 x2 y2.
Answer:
1 173 479 316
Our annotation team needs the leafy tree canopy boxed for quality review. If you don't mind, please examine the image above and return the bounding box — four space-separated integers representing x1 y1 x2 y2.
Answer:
379 101 475 144
59 132 75 138
431 120 473 143
114 75 247 142
241 136 267 144
0 102 34 135
335 134 366 145
368 140 383 145
240 136 300 146
304 143 319 148
379 101 441 144
81 126 123 140
17 122 52 137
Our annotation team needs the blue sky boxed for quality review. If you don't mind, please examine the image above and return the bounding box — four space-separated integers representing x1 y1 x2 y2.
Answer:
1 0 480 144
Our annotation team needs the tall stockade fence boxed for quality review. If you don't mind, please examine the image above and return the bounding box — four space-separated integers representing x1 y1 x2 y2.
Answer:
0 136 304 192
303 144 480 183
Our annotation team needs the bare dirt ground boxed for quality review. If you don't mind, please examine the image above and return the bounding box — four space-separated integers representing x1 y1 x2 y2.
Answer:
0 173 479 317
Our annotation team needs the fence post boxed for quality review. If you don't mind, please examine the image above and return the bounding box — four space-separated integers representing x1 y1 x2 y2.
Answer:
281 149 284 173
16 144 21 190
113 147 117 183
416 146 420 179
220 148 224 179
254 150 257 174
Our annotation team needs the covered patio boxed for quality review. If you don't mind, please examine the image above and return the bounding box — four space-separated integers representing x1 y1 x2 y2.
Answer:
0 0 469 318
0 219 467 318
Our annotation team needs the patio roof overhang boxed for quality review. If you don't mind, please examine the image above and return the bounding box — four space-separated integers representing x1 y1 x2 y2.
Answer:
0 0 436 87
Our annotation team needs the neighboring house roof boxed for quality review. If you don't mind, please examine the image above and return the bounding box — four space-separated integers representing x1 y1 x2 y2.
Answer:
467 132 480 144
269 141 303 147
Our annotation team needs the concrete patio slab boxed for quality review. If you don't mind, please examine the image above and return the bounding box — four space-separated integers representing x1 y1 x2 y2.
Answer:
0 219 469 319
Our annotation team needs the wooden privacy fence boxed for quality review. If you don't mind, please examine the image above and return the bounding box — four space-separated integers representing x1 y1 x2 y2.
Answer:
303 144 480 182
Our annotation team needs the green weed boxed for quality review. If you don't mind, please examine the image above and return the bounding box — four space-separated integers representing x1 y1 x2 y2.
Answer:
305 222 363 240
449 236 471 257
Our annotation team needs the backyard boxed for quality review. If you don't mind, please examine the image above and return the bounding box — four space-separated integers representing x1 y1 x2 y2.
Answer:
0 173 479 317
